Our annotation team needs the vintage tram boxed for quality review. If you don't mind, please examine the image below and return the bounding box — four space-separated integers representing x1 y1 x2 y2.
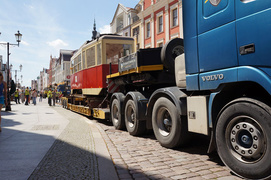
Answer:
66 34 135 117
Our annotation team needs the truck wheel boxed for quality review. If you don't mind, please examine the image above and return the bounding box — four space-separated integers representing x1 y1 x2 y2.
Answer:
152 97 188 148
111 98 125 130
125 99 146 136
216 98 271 179
161 38 184 73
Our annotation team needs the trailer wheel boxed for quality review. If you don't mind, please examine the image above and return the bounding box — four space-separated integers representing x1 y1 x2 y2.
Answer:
125 99 146 136
152 97 188 148
216 98 271 179
111 98 125 130
161 38 184 73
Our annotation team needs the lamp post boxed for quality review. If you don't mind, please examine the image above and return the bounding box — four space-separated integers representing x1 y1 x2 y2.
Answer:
0 30 22 111
10 64 23 87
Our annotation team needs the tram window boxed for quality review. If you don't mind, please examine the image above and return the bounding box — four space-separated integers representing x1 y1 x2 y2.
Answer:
74 56 78 66
106 43 132 64
123 44 132 56
74 65 77 73
78 55 82 71
71 59 74 72
86 46 95 67
78 63 81 71
82 51 86 69
97 44 101 65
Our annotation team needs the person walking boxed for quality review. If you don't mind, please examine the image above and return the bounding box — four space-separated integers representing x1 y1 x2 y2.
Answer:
47 89 52 106
25 87 30 105
14 89 20 104
39 91 43 102
18 89 21 104
52 89 56 106
29 89 32 104
0 72 7 132
21 90 25 104
32 89 37 105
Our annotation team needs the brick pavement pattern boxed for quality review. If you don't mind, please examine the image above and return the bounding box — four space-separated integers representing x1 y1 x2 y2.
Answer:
97 123 243 180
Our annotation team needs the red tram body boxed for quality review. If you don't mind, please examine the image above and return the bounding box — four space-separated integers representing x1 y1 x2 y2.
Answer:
71 64 118 90
68 35 134 116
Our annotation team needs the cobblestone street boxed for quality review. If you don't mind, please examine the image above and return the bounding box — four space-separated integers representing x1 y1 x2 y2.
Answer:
97 120 243 180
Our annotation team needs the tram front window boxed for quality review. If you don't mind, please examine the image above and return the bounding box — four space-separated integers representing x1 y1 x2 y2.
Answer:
106 43 132 64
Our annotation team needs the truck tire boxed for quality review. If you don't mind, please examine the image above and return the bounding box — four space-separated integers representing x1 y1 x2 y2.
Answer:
216 98 271 179
125 99 146 136
111 98 125 130
161 38 184 73
152 97 188 148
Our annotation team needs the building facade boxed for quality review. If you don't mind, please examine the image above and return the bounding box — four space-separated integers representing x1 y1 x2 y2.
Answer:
55 49 73 86
49 55 57 88
110 3 139 37
138 0 183 48
111 0 183 49
31 80 38 90
40 68 48 91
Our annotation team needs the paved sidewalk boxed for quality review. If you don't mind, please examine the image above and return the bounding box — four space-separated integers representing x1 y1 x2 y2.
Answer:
0 100 117 180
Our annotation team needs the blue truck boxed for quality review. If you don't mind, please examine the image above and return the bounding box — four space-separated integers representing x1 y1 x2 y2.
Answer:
57 84 71 96
107 1 271 179
63 1 270 179
178 1 271 179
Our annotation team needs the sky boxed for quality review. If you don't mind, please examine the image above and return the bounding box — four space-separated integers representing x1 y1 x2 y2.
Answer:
0 0 139 87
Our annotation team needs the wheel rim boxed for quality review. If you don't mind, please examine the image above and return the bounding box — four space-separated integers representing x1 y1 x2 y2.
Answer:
226 115 266 163
112 104 119 125
126 104 135 128
156 107 172 137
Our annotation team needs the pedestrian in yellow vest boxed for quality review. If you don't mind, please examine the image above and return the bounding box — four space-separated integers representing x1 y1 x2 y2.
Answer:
25 87 30 105
47 89 52 106
14 89 20 104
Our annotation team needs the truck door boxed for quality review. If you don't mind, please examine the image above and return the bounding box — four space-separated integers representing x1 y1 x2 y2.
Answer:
236 1 271 67
198 0 237 72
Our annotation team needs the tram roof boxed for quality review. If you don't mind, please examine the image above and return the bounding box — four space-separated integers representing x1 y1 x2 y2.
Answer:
72 34 134 58
86 34 134 44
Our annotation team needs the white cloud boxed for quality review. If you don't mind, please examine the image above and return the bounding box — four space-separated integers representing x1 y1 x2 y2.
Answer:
0 41 7 51
99 25 111 34
21 40 29 46
47 39 68 48
24 3 34 9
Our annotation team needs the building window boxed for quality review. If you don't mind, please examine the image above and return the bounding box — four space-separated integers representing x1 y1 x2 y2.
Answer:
158 15 163 33
172 8 178 27
133 27 139 37
146 22 150 38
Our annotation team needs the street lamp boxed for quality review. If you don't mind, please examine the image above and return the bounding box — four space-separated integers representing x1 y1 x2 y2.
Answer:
0 30 22 111
10 64 23 88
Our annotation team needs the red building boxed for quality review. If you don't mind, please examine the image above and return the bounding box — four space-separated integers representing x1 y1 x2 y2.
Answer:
138 0 182 48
